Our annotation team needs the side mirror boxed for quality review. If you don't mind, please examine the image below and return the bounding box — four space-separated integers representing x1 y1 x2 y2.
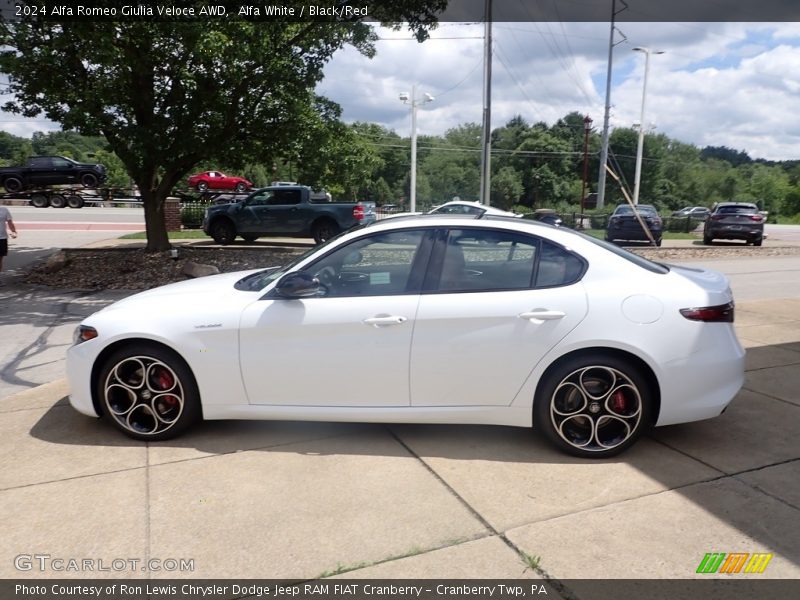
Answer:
274 272 322 299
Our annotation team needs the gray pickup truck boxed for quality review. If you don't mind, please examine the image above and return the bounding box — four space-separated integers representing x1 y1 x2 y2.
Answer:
202 185 376 244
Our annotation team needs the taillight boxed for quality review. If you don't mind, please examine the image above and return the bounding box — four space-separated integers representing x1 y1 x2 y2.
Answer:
353 204 365 221
680 302 734 323
711 214 724 220
749 214 764 222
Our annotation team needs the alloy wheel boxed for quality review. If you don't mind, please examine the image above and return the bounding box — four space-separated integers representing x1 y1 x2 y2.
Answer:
103 356 185 436
549 365 642 452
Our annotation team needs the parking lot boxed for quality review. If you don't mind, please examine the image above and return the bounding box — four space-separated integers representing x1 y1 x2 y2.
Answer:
0 224 798 588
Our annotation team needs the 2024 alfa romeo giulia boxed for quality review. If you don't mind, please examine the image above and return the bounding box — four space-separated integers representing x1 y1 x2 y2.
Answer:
67 215 745 458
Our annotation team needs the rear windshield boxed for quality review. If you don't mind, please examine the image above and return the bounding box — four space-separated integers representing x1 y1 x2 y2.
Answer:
614 205 657 215
716 205 758 214
576 232 669 274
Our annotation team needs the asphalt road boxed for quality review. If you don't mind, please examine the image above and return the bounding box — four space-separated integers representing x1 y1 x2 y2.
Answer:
12 205 145 226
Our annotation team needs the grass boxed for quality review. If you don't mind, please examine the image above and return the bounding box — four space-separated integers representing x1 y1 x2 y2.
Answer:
119 230 207 239
521 551 542 571
579 229 697 240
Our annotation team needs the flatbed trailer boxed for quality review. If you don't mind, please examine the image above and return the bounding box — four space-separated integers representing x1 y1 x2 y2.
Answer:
0 186 141 208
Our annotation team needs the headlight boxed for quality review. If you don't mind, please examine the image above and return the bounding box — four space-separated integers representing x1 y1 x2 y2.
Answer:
73 325 98 345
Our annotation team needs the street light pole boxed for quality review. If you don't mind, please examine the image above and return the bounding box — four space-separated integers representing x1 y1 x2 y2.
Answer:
400 85 434 213
632 47 663 206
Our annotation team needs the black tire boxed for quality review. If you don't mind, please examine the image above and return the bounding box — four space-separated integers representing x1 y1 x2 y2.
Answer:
534 353 654 458
30 193 49 208
210 219 236 245
49 194 67 209
753 237 763 247
80 172 99 188
67 195 84 209
703 235 712 245
655 238 662 247
234 182 247 193
197 182 209 192
241 234 259 242
312 219 340 245
3 176 23 193
96 343 201 441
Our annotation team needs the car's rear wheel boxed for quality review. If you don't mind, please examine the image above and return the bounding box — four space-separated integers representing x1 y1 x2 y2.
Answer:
197 182 209 192
703 235 713 245
96 344 201 441
534 354 653 458
234 182 247 193
312 219 340 245
67 195 84 209
753 237 763 247
210 219 236 245
3 176 23 193
80 173 99 188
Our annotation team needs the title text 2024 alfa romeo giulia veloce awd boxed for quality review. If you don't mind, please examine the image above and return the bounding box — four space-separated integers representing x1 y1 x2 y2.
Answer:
67 215 745 458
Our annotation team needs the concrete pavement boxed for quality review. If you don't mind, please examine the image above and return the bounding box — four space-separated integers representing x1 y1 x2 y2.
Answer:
1 297 798 583
1 229 800 585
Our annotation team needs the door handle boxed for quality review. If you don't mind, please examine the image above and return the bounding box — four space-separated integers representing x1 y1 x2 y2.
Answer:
363 316 408 327
518 309 566 322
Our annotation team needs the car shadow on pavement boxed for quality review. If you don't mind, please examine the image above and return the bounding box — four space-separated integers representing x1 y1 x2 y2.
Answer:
23 339 800 574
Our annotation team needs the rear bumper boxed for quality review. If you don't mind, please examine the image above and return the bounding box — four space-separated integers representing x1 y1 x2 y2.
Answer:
705 225 762 240
656 325 745 426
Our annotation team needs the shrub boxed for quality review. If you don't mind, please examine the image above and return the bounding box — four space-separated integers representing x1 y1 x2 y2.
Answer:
180 203 206 229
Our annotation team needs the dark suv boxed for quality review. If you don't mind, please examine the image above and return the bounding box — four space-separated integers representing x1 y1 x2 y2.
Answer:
703 202 765 246
605 204 663 246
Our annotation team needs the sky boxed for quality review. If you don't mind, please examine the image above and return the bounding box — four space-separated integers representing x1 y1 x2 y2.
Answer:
2 20 800 161
314 21 800 161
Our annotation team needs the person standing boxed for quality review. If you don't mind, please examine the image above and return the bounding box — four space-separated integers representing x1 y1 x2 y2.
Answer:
0 204 18 273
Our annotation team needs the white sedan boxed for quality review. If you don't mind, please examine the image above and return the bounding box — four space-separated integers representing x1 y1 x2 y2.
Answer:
67 215 745 458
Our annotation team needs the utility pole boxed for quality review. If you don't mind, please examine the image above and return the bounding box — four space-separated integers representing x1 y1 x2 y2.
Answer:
632 47 663 206
479 0 492 205
580 115 593 227
597 0 627 209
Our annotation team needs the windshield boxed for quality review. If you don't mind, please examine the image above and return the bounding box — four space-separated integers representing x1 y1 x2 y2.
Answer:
233 227 363 292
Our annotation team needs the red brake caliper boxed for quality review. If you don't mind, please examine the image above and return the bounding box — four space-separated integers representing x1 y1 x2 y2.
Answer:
612 390 626 413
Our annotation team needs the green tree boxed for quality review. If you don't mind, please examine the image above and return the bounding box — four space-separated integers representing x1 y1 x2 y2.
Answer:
491 166 523 209
0 4 444 250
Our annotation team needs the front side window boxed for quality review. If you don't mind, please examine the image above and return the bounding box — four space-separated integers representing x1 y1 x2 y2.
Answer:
303 230 427 297
248 190 274 206
51 157 71 168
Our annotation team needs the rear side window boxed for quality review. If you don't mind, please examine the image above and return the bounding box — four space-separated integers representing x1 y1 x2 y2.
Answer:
431 228 585 292
536 241 586 287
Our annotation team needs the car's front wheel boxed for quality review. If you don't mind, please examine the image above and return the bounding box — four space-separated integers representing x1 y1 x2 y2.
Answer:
96 344 201 441
197 182 209 192
80 173 99 188
210 219 236 244
534 354 653 458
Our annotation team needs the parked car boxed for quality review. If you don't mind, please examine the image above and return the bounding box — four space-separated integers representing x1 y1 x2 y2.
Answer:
606 204 663 246
672 206 710 220
531 209 563 227
187 171 253 193
430 200 521 218
0 155 107 192
202 184 376 244
67 214 744 458
703 202 765 246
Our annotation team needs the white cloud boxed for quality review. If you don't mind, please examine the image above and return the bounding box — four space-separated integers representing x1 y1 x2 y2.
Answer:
318 22 800 160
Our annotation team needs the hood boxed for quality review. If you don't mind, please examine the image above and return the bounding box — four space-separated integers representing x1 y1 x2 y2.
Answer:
102 269 264 312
